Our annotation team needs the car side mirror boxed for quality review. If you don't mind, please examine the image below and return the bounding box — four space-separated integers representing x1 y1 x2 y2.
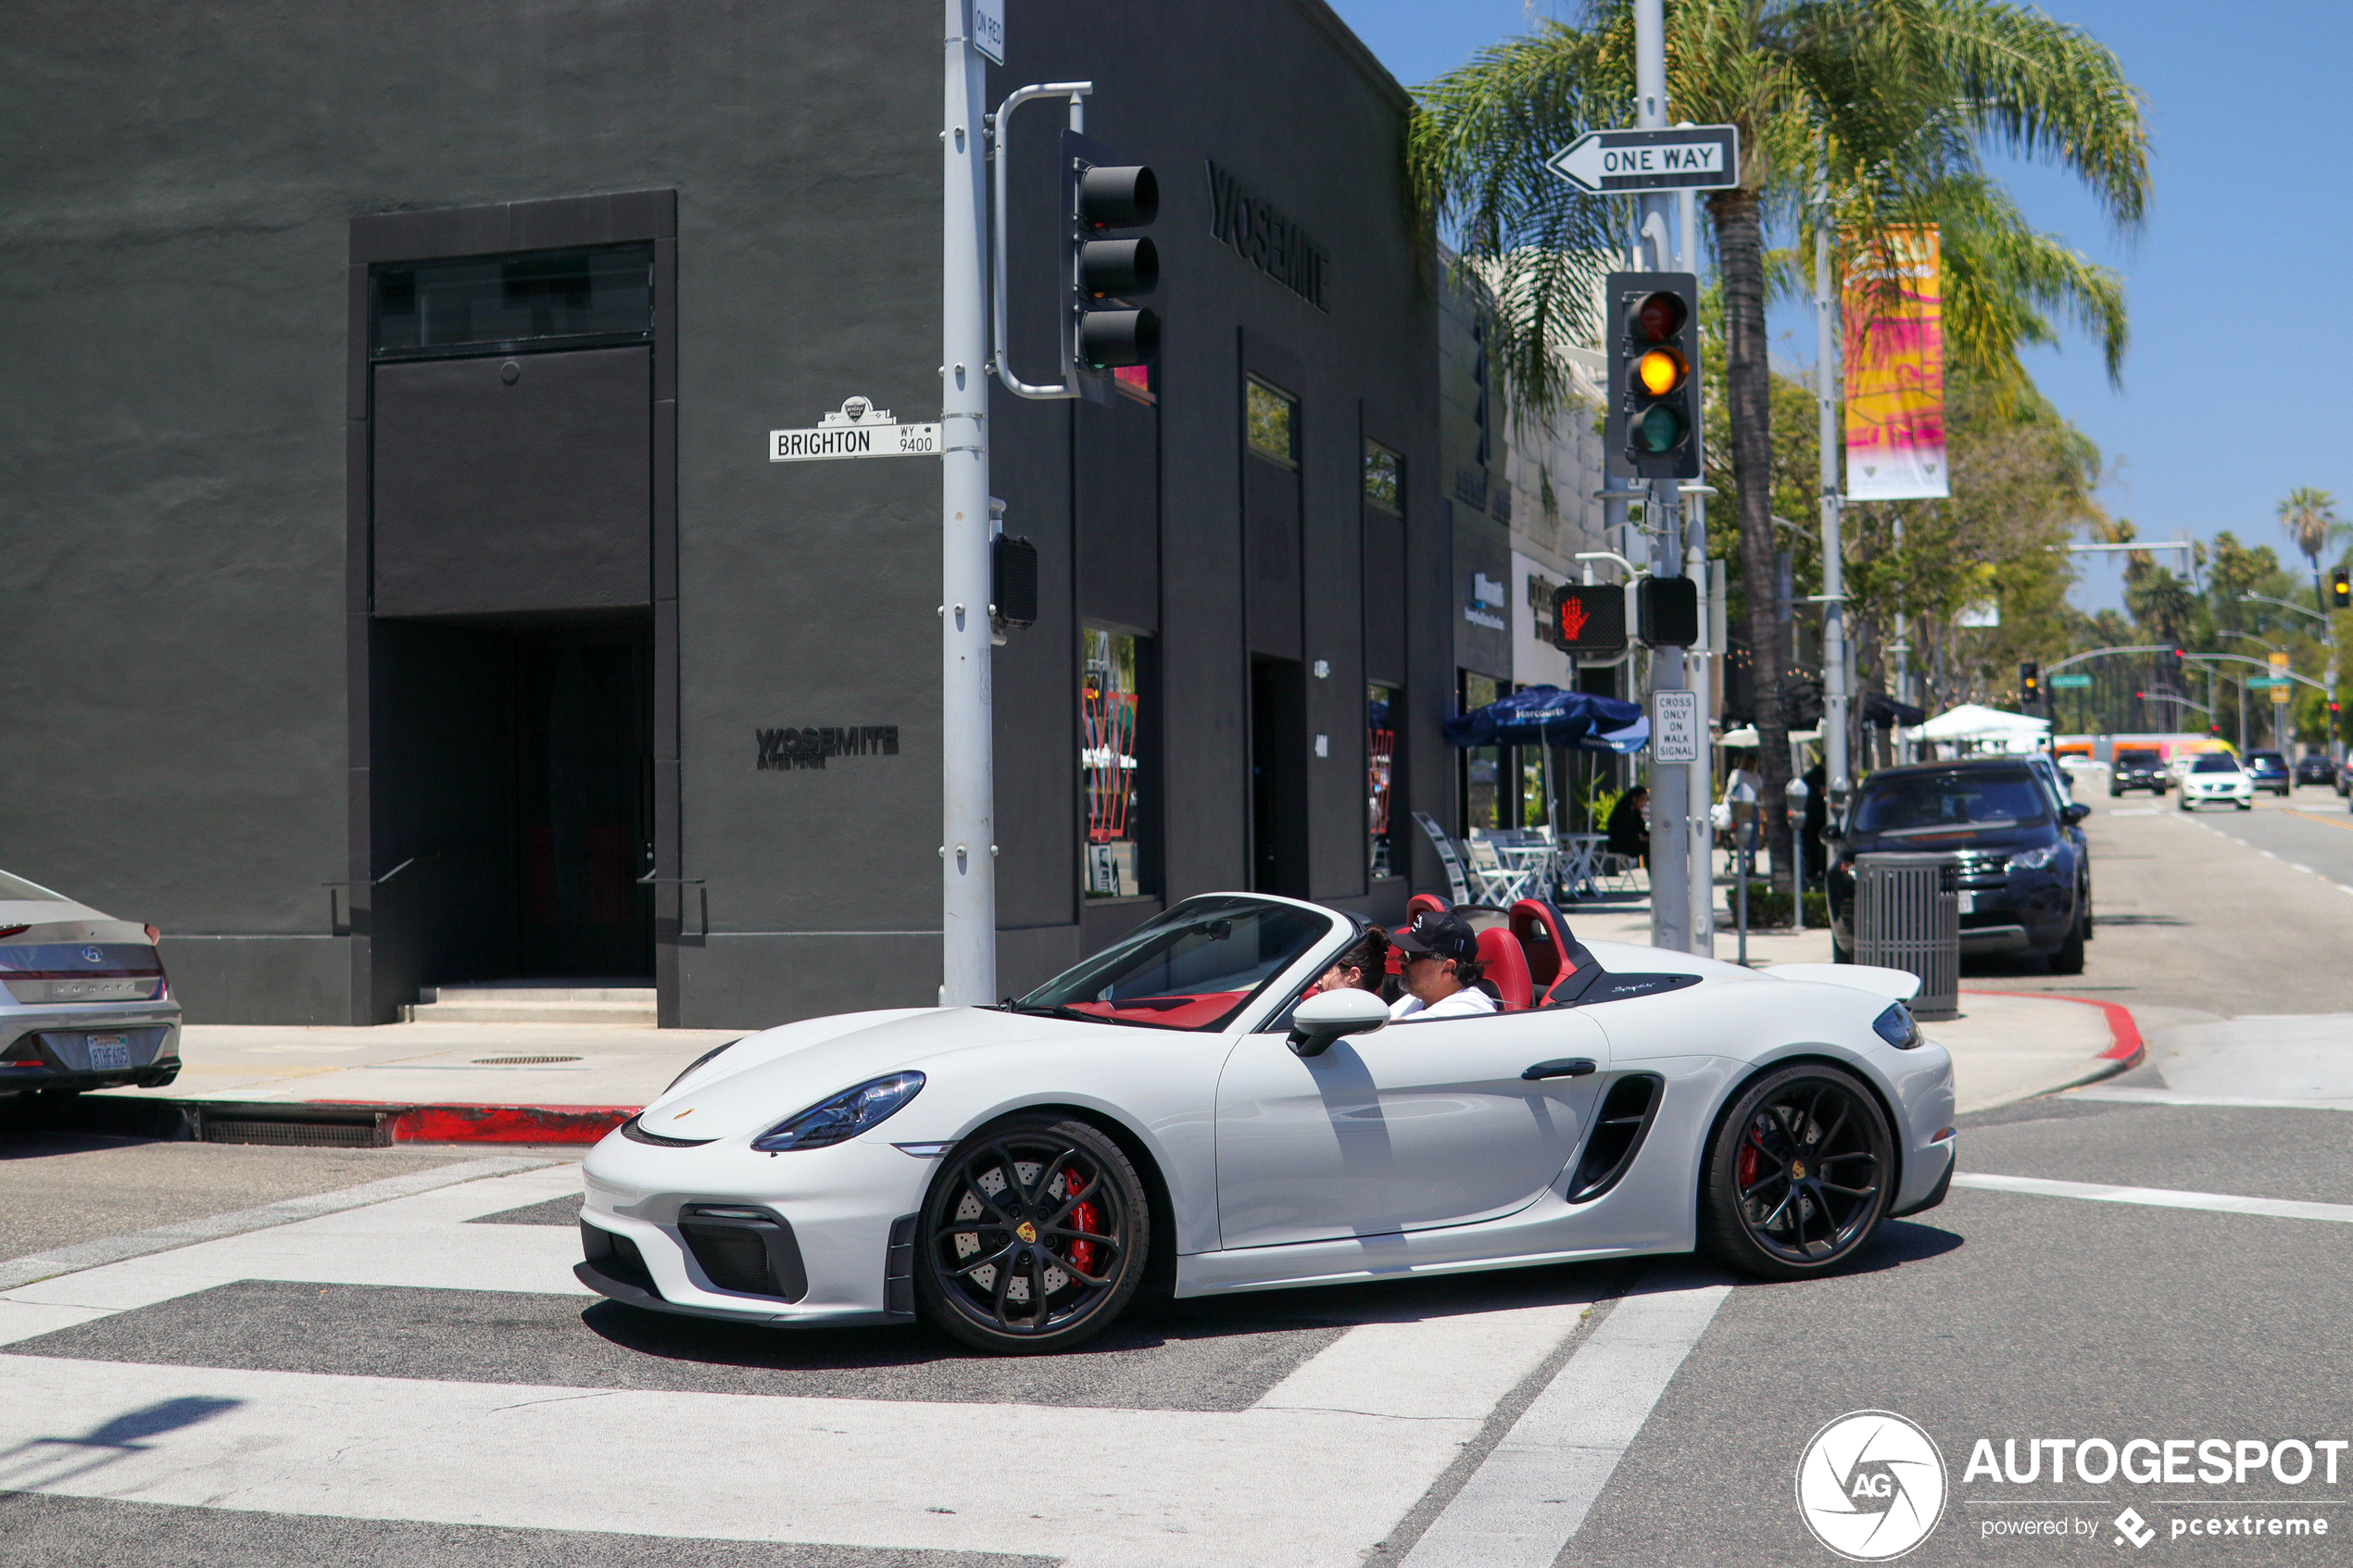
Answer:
1286 988 1390 1058
2062 803 2090 825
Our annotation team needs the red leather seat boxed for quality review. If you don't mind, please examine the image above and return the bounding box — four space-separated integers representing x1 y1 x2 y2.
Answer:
1406 893 1453 920
1475 926 1533 1011
1508 898 1574 989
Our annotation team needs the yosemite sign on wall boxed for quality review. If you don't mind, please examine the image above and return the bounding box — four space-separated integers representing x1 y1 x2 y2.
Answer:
1204 161 1328 312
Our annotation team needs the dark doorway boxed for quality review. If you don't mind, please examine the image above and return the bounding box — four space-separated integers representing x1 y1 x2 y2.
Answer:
369 615 652 1008
1251 658 1308 897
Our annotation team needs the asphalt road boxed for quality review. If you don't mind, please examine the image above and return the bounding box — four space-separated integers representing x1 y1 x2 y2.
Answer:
1 802 2347 1566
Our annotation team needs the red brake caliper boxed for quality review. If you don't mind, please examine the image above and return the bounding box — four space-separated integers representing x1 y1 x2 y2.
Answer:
1065 1168 1097 1275
1737 1131 1760 1191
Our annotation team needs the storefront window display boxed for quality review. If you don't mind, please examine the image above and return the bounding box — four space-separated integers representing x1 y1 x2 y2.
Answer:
1367 684 1400 876
1082 628 1151 898
1459 671 1504 834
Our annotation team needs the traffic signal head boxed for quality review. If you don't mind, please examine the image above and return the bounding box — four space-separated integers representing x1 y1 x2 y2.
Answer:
2333 569 2350 609
1063 134 1160 377
1551 583 1628 654
1605 271 1702 479
2020 660 2041 701
1636 575 1700 647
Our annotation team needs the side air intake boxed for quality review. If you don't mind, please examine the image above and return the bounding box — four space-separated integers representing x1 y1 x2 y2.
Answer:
1566 1073 1663 1203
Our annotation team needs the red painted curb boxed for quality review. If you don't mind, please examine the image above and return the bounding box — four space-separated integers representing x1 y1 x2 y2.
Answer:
297 1099 637 1145
1959 989 2145 1066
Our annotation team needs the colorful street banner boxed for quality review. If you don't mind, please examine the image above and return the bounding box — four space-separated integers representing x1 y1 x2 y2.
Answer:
1843 226 1948 500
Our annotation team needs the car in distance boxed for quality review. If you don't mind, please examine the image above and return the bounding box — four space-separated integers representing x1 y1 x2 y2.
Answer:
0 870 182 1098
1826 759 2092 974
2178 752 2254 811
2244 750 2292 797
2295 753 2336 788
2108 748 2169 796
576 893 1957 1351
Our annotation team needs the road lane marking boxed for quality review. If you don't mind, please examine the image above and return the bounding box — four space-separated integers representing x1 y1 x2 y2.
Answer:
2070 1087 2353 1112
2293 864 2316 874
1399 1267 1732 1567
1954 1172 2353 1224
0 1156 555 1292
2284 808 2353 834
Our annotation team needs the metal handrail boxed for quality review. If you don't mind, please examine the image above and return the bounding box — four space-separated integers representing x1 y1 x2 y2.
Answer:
988 81 1091 399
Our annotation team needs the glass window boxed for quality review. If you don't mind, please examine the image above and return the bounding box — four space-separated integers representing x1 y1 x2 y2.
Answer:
1082 628 1151 898
1012 895 1334 1031
2191 754 2241 773
1367 684 1400 877
1246 378 1298 468
1460 671 1505 835
371 244 654 358
1364 441 1402 514
1850 767 2052 836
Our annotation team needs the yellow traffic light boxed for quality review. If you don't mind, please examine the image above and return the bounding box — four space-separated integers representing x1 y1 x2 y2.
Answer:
1635 347 1688 396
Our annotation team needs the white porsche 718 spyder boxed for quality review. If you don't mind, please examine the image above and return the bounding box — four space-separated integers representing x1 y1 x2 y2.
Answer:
578 894 1957 1353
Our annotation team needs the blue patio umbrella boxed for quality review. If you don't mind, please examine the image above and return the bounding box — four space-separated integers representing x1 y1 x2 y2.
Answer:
1442 685 1648 755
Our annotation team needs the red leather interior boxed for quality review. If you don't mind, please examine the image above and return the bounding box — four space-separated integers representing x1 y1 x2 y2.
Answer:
1509 898 1578 988
1406 893 1453 920
1063 992 1246 1029
1475 926 1533 1011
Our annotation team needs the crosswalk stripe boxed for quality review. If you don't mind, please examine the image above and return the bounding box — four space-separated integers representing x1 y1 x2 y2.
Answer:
1399 1267 1732 1566
1953 1172 2353 1224
0 1156 555 1292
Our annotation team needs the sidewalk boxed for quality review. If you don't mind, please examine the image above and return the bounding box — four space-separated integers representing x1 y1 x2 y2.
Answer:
86 1022 739 1145
1559 895 2138 1114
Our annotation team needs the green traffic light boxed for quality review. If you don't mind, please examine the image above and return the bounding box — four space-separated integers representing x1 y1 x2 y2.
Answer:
1631 403 1688 456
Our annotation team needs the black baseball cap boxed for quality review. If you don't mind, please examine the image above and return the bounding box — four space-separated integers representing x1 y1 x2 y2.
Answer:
1392 910 1479 965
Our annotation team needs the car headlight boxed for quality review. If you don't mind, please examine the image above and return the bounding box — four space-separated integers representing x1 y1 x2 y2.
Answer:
751 1072 925 1151
1872 1003 1922 1049
663 1038 743 1093
2008 843 2060 872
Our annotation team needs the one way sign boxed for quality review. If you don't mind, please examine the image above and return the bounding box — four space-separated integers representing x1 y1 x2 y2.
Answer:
1549 126 1741 194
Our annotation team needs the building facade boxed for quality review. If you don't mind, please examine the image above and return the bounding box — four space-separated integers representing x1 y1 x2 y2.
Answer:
0 0 1445 1025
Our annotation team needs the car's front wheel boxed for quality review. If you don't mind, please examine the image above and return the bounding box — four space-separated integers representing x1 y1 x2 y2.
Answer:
915 1113 1148 1354
1701 1064 1894 1281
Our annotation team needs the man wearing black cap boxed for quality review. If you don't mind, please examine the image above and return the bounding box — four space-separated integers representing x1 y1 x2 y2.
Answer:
1389 910 1496 1020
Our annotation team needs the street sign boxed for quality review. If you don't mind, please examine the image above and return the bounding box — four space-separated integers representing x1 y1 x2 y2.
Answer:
1548 126 1740 194
2048 673 2093 689
770 397 942 462
1653 689 1701 763
967 0 1004 65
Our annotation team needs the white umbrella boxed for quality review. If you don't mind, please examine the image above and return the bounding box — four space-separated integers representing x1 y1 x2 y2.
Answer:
1908 703 2049 742
1718 725 1822 747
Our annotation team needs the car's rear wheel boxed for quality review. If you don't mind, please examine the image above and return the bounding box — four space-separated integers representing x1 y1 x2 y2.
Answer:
915 1114 1147 1354
1701 1065 1893 1281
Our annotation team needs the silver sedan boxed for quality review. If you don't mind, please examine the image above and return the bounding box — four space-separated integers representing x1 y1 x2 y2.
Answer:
0 870 182 1100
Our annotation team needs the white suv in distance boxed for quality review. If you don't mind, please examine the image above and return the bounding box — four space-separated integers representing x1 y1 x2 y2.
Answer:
0 869 182 1100
2178 752 2255 811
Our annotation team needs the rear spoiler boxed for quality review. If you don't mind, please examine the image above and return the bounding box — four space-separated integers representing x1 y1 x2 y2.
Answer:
1768 963 1922 1003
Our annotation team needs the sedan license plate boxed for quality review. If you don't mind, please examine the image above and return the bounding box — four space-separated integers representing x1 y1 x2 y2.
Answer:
86 1035 132 1071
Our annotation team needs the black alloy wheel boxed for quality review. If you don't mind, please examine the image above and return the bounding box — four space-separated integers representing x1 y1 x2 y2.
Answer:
2049 911 2087 975
1701 1064 1894 1281
915 1113 1148 1353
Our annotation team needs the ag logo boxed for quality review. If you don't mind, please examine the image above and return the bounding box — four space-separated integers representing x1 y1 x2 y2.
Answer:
1795 1411 1947 1561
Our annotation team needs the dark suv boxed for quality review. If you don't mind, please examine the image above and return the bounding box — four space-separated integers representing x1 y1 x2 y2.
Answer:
2245 750 2292 797
1828 759 2093 974
2296 753 2337 787
2108 748 2168 796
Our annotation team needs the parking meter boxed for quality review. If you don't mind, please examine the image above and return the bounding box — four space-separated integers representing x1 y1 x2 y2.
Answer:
1784 774 1810 916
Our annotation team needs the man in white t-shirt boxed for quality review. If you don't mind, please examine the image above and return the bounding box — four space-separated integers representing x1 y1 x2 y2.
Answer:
1389 910 1497 1020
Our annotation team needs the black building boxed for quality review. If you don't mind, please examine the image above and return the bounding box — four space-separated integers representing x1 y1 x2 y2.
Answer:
0 0 1449 1026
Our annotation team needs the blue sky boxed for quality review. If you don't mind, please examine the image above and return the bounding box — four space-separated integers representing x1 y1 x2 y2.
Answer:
1327 0 2353 613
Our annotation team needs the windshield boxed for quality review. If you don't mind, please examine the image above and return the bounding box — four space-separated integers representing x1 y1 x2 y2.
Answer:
1850 768 2051 837
2192 755 2240 773
2115 751 2158 767
1013 895 1337 1031
2248 752 2284 768
0 869 67 902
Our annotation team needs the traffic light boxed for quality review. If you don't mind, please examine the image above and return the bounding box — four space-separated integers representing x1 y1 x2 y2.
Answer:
1605 271 1703 479
2020 661 2041 704
1551 583 1628 654
1636 576 1700 646
1063 133 1159 377
2332 569 2350 610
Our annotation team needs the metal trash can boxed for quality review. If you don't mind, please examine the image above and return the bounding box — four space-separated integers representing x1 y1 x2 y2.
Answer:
1853 852 1960 1020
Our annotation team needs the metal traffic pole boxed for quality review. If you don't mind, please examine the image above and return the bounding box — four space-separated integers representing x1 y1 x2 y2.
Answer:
938 0 997 1005
1680 184 1715 958
1814 184 1850 809
1634 0 1692 954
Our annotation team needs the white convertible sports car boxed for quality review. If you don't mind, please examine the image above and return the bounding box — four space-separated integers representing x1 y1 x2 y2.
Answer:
578 893 1957 1353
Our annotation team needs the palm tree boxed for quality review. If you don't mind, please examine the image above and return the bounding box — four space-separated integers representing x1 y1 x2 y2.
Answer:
1410 0 2148 870
2277 486 2341 610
